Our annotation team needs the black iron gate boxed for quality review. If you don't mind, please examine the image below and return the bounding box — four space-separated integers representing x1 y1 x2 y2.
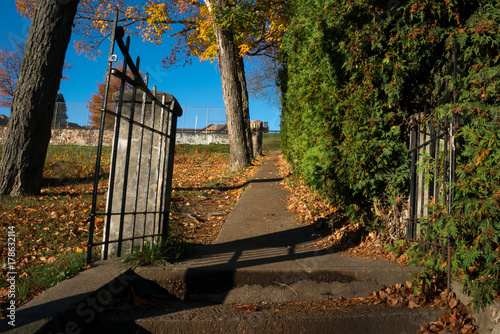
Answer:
405 42 459 289
86 11 182 263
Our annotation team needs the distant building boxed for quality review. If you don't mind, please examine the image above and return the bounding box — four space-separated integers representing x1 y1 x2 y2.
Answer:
0 114 9 126
202 123 228 133
65 122 82 129
200 122 269 134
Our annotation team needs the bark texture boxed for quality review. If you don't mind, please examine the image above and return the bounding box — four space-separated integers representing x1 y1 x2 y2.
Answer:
251 120 263 159
237 56 253 159
212 0 250 172
0 0 79 195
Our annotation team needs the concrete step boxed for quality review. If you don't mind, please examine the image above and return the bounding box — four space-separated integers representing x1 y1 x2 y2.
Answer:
132 240 421 305
96 303 442 334
134 266 415 304
89 271 442 334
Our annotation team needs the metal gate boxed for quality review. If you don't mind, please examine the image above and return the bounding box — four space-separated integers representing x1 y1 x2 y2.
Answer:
86 11 182 263
405 42 458 289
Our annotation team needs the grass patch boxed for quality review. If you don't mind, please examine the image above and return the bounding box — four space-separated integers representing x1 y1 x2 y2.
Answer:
175 144 230 156
16 251 98 302
44 145 111 182
120 237 189 268
262 133 281 153
0 145 111 316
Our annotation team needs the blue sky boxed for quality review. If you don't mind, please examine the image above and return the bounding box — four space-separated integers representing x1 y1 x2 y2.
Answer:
0 2 281 131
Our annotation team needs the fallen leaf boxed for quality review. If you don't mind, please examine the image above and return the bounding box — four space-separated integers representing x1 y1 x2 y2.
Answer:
448 298 459 309
235 304 258 312
408 300 421 309
388 296 399 306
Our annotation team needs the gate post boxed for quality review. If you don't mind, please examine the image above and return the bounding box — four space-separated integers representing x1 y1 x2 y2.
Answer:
251 120 263 158
103 90 181 259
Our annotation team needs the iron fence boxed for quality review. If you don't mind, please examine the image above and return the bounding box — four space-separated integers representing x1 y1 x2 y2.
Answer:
86 10 182 263
405 41 459 290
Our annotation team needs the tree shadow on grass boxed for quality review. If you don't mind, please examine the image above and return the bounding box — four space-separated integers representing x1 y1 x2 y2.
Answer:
42 176 94 187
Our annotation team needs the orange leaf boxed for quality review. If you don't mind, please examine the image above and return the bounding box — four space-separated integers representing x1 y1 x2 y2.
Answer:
235 304 258 312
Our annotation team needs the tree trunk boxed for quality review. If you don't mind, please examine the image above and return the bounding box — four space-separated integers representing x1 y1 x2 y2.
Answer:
251 120 263 158
0 0 79 195
237 56 253 159
211 5 250 172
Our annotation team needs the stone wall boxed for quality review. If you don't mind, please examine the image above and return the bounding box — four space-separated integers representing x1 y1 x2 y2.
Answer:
49 128 115 146
0 126 228 147
176 132 229 145
0 126 114 147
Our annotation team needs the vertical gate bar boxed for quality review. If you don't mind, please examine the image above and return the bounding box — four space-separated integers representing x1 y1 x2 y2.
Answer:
442 76 451 284
436 82 442 205
443 117 449 210
158 99 171 236
429 103 436 203
130 73 148 254
434 102 440 206
423 106 430 254
117 54 140 257
416 110 422 238
434 120 440 203
447 120 454 256
142 85 157 247
408 114 417 239
152 94 167 243
157 102 170 240
419 107 426 221
161 102 179 241
442 77 449 211
152 87 166 246
449 38 458 209
102 36 130 260
87 10 119 264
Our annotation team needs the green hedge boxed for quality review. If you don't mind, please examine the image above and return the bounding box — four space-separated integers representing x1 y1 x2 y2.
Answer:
281 0 500 308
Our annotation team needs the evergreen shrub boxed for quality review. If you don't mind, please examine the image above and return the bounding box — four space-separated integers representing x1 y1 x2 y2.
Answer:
281 0 500 307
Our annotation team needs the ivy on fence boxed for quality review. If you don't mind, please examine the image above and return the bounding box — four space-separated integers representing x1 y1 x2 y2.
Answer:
281 0 500 308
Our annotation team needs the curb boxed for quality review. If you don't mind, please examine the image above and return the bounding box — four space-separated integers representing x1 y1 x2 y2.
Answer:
2 259 131 334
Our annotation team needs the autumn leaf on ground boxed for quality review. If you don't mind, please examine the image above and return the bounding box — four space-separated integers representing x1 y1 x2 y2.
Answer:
235 304 259 312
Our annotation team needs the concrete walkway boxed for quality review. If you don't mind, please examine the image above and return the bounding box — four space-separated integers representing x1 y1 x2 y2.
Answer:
136 151 419 303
